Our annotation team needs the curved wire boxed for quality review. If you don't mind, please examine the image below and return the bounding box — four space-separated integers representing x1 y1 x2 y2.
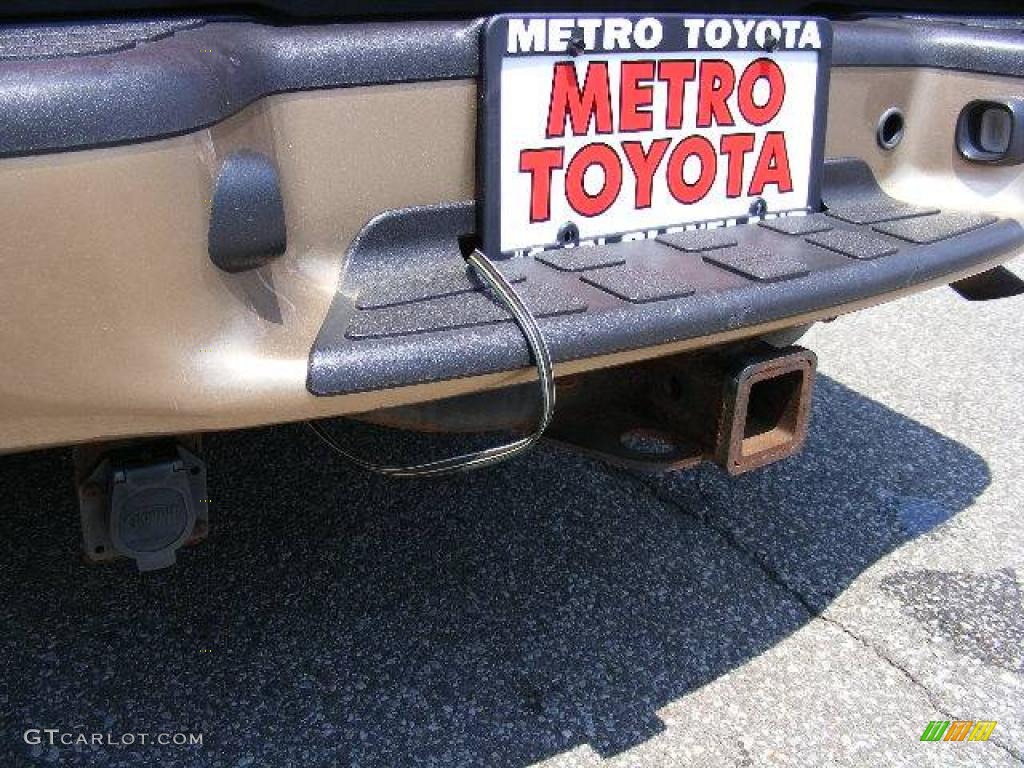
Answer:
307 248 556 478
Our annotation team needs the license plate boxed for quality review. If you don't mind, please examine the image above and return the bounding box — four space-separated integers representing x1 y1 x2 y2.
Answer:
478 14 832 257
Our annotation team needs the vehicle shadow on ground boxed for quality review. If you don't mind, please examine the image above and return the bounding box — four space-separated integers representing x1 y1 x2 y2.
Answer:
0 375 989 767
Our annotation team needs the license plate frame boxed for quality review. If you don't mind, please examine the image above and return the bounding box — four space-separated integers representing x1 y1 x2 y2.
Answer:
477 14 833 258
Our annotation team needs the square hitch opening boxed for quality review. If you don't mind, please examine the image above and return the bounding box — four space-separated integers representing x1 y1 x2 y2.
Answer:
717 347 817 475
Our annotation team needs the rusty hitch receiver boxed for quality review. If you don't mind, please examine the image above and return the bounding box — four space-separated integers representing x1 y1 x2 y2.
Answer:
715 347 816 474
542 344 817 474
540 344 817 474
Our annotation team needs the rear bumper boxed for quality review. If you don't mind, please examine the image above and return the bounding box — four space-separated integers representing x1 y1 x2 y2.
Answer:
309 159 1023 396
0 16 1022 453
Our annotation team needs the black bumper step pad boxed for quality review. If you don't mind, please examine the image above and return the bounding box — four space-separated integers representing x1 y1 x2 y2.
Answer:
308 159 1024 396
702 246 811 283
826 199 940 225
535 243 627 272
356 261 527 309
805 229 898 260
874 212 998 244
759 213 833 236
580 264 696 304
656 228 739 252
347 282 585 340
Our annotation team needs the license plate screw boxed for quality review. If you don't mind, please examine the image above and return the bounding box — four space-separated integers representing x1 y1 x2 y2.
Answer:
557 221 580 245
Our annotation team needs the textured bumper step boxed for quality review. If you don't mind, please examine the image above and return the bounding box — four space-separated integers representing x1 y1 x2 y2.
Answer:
308 159 1024 396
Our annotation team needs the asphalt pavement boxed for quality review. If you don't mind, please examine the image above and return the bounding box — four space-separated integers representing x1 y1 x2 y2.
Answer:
1 259 1022 767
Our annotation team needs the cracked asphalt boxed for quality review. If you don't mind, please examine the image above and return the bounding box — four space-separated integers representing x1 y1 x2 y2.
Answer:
1 260 1023 767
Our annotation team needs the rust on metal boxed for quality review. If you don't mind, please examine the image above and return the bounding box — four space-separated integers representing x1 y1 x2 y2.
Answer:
715 347 817 475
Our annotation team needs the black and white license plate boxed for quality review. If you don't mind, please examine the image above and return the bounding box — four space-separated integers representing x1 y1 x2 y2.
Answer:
478 14 832 257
